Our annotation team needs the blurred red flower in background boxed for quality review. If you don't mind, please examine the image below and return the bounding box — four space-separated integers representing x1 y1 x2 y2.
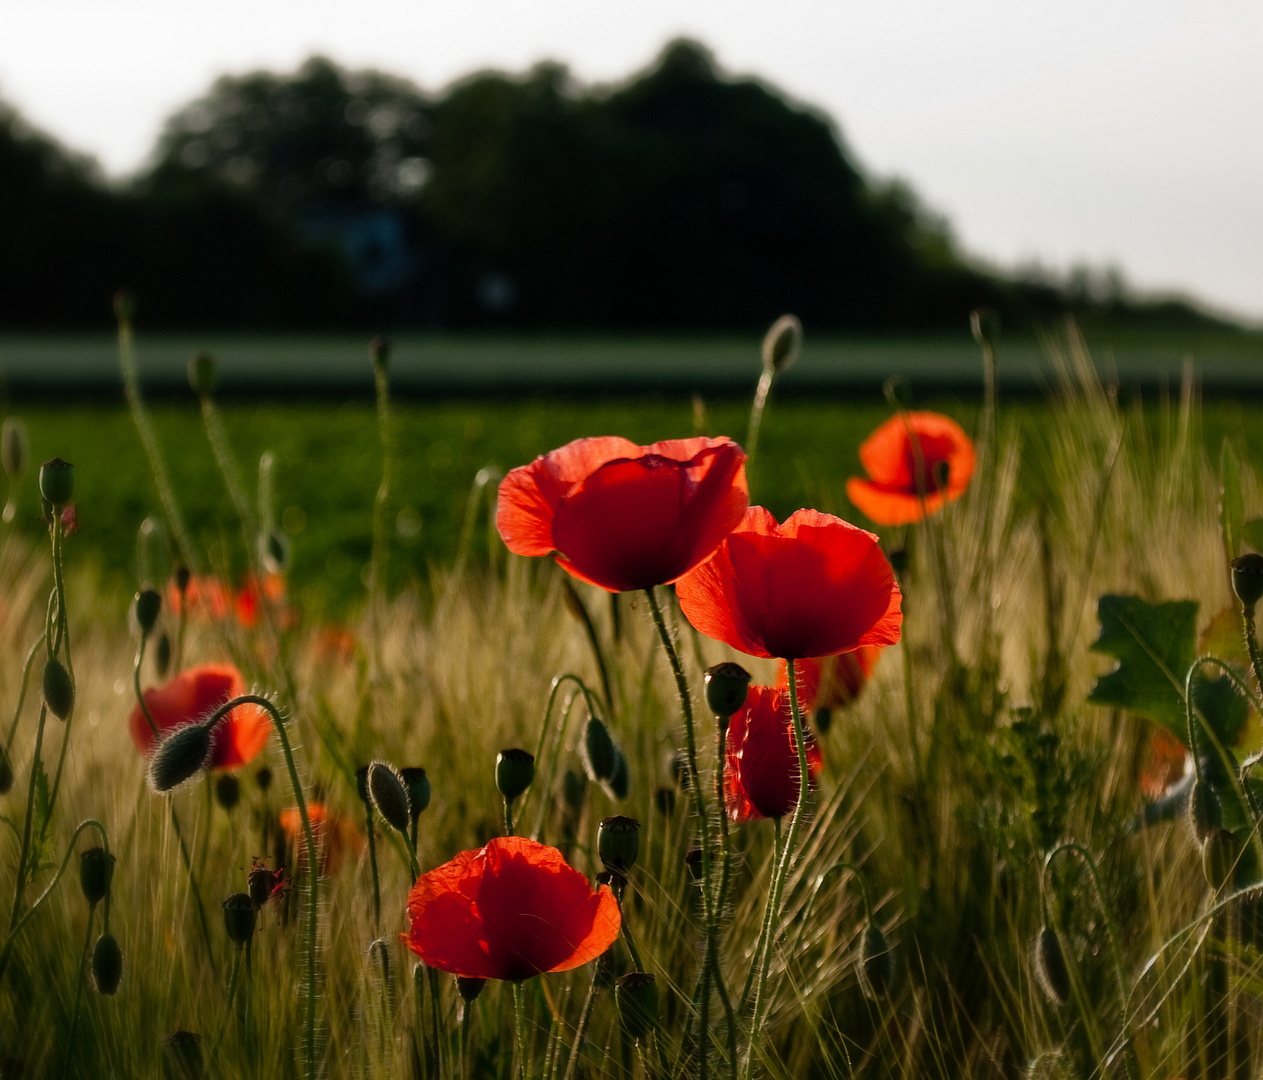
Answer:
235 573 288 629
779 648 884 711
279 802 362 875
677 506 902 660
128 663 270 770
167 575 232 621
403 836 620 981
846 411 975 525
496 436 747 593
725 685 823 822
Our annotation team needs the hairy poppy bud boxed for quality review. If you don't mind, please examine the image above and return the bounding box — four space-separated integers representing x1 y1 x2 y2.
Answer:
188 352 216 398
215 774 240 811
154 632 172 678
1187 778 1223 843
369 760 412 834
1232 554 1263 610
255 766 272 793
615 972 659 1040
605 749 630 801
654 786 675 816
583 717 616 782
222 893 257 946
135 589 162 635
80 847 115 906
456 976 485 1003
1203 828 1238 891
562 769 587 811
92 933 123 995
149 723 212 792
1 418 28 481
704 662 751 719
0 745 11 795
1033 927 1071 1006
401 767 431 821
858 923 895 999
369 335 390 374
162 1030 203 1080
762 314 802 374
970 307 1001 350
43 658 74 721
495 749 535 803
598 816 641 875
38 458 74 507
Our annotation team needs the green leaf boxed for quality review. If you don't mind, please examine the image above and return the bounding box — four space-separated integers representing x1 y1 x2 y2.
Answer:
1088 595 1197 734
1221 441 1244 562
30 757 50 840
1243 518 1263 553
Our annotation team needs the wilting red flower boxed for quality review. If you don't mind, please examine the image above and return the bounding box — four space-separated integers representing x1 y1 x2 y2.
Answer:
279 802 362 875
676 507 902 660
846 411 975 526
725 685 823 822
128 663 270 770
403 836 621 981
496 436 748 593
779 648 884 711
167 575 232 621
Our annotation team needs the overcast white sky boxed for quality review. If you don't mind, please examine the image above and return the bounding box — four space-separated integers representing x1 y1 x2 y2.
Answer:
1 0 1260 321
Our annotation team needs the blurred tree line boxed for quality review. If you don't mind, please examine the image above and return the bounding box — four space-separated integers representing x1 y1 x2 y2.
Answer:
0 41 1230 332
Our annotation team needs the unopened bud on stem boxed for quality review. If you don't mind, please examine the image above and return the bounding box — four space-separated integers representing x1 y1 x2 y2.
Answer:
368 760 412 834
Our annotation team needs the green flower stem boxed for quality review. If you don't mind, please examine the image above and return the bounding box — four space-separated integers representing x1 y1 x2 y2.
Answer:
745 366 775 467
6 703 47 938
710 720 738 1080
710 947 737 1080
526 674 603 840
504 798 515 838
514 981 529 1080
562 580 616 713
741 658 812 1080
65 901 95 1071
1243 603 1263 694
2 631 46 754
365 799 382 930
739 817 783 1012
461 990 474 1080
428 966 443 1080
212 947 243 1057
168 797 214 961
42 513 77 842
563 968 600 1080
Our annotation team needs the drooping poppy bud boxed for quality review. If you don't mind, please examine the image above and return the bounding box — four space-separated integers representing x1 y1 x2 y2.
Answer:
1232 554 1263 610
215 774 240 811
401 768 430 821
704 662 751 719
188 352 216 398
38 458 74 507
1 418 28 481
857 923 895 999
43 659 73 721
583 717 616 782
368 760 412 834
1033 927 1071 1006
598 816 640 875
154 633 172 678
149 723 213 792
761 315 802 374
222 893 257 946
134 589 162 636
162 1030 204 1080
1202 828 1239 892
615 972 659 1040
456 975 485 1003
79 847 115 906
1187 778 1223 843
605 749 630 801
495 749 535 803
92 933 123 995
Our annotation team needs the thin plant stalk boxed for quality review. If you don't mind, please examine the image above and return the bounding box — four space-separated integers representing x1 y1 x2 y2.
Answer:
745 365 775 467
368 344 394 641
2 631 46 757
64 900 95 1071
212 947 243 1057
461 994 474 1080
365 799 382 930
563 969 600 1080
514 981 529 1080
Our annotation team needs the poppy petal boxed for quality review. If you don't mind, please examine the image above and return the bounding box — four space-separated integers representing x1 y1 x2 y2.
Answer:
850 412 976 525
404 848 500 979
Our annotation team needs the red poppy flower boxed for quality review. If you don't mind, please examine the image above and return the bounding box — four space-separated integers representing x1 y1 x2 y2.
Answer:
846 412 975 525
676 507 902 660
496 436 748 593
403 836 621 981
128 663 270 770
279 803 362 875
167 575 232 621
725 685 823 822
235 573 287 629
778 648 884 711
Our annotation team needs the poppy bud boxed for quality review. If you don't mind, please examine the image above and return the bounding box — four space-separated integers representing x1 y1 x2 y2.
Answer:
495 749 535 803
162 1030 204 1080
79 847 115 906
1232 554 1263 611
134 588 162 635
970 307 1001 350
255 766 272 793
456 975 486 1003
38 458 73 507
401 767 431 820
149 723 213 792
222 893 257 946
1187 778 1223 843
215 774 240 811
188 352 216 398
42 658 74 720
761 314 802 374
369 335 390 374
92 932 123 994
704 661 751 719
615 972 659 1040
583 717 616 782
369 760 412 834
1033 927 1071 1006
1 418 28 481
605 749 630 801
598 816 641 875
154 632 172 678
562 769 587 811
857 923 895 999
1202 828 1238 891
0 745 11 795
654 786 675 816
175 565 191 596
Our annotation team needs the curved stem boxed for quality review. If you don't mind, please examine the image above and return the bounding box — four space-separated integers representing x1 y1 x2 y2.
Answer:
792 860 873 957
7 704 48 937
3 631 46 752
64 902 95 1077
745 367 775 466
1042 842 1128 1012
526 674 603 839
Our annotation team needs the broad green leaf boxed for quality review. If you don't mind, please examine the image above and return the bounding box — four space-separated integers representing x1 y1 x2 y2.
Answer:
1221 441 1244 562
1192 671 1250 754
1244 517 1263 554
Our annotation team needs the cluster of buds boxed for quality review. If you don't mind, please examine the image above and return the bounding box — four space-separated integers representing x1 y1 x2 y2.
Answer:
80 845 122 996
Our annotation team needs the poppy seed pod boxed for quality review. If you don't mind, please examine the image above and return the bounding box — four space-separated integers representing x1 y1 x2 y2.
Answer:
134 588 162 635
1202 828 1239 891
79 847 115 906
148 723 213 792
92 933 123 995
615 972 659 1040
368 760 412 834
222 893 257 946
495 749 535 803
1 418 28 481
162 1030 204 1080
38 458 74 507
215 774 240 811
0 745 11 795
761 314 802 374
704 661 752 719
1033 927 1071 1006
456 975 486 1003
598 816 641 875
401 768 431 820
1187 778 1223 843
42 658 74 721
154 633 172 678
583 717 616 782
605 749 630 800
369 335 390 374
1232 554 1263 610
858 923 895 999
188 352 216 397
